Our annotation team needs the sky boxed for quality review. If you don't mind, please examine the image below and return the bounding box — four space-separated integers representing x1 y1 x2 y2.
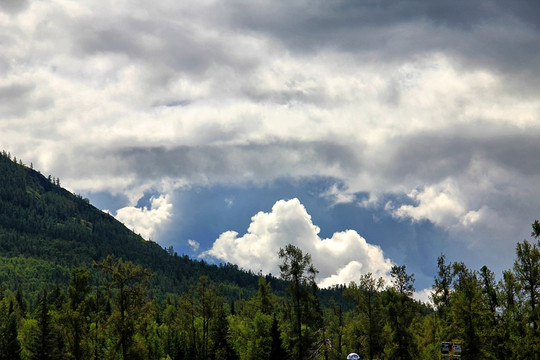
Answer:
1 0 540 302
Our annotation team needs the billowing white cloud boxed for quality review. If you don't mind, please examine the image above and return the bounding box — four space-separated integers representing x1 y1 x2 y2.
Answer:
203 198 394 287
115 194 173 241
391 180 471 228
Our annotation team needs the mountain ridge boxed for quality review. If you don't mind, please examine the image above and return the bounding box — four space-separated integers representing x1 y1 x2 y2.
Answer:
0 151 279 301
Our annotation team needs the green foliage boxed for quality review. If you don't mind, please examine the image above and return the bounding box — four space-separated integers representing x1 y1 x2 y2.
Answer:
0 294 21 360
344 273 385 360
279 244 319 360
94 255 155 360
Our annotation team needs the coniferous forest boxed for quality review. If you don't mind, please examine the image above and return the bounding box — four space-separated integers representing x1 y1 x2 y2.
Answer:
1 151 539 360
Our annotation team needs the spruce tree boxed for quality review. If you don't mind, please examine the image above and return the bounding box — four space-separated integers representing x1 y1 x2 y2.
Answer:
269 314 288 360
210 304 237 360
5 301 21 360
31 290 55 360
279 244 318 360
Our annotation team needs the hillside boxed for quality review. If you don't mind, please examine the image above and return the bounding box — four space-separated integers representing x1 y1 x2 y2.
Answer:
0 151 283 300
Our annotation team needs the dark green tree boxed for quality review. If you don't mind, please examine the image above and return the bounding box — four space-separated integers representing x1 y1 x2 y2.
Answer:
432 254 453 321
269 314 288 360
94 256 154 360
279 244 318 360
387 265 416 360
257 277 275 315
480 265 498 325
532 220 540 239
196 276 219 360
0 299 21 360
210 303 237 360
498 269 526 359
362 273 385 360
323 298 345 360
479 265 502 357
513 237 540 359
63 267 91 360
451 262 486 360
29 290 59 360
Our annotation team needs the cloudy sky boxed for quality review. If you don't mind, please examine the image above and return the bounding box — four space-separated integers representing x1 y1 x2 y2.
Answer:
2 0 540 300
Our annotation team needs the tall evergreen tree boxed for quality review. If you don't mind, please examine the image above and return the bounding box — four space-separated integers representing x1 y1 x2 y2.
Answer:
63 268 91 360
324 299 345 360
196 276 218 360
451 263 486 360
387 265 416 360
30 290 57 360
513 237 540 359
432 254 453 321
210 303 237 360
345 273 385 360
6 301 21 360
0 298 21 360
94 256 154 360
269 314 288 360
279 244 318 360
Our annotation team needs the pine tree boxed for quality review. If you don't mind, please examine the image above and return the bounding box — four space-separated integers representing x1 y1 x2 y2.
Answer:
345 273 385 360
513 238 540 359
64 268 91 360
387 265 416 360
269 314 288 360
5 301 21 360
94 256 154 360
210 304 237 360
451 263 486 360
0 295 21 360
279 244 319 360
433 254 453 320
31 290 56 360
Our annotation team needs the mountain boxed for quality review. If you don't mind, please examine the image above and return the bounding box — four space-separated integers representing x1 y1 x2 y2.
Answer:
0 151 283 301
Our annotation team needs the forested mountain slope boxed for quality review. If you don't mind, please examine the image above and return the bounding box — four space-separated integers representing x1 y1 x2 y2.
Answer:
0 151 281 300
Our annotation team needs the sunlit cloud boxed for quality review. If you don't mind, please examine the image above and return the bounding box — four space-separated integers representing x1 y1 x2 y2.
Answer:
203 199 394 287
115 194 173 241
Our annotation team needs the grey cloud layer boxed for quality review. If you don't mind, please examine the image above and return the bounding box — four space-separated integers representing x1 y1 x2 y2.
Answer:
384 128 540 182
228 0 540 73
53 141 364 186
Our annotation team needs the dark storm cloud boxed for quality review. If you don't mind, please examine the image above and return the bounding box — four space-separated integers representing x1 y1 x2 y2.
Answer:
228 0 540 74
0 0 29 14
73 14 260 80
114 140 363 183
384 126 540 183
0 82 50 117
0 82 34 103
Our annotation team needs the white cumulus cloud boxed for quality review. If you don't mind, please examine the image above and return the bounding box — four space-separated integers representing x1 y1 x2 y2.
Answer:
391 180 479 228
203 198 394 287
115 194 173 241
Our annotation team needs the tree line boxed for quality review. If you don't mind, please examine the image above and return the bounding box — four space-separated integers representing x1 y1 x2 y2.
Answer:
1 220 539 360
